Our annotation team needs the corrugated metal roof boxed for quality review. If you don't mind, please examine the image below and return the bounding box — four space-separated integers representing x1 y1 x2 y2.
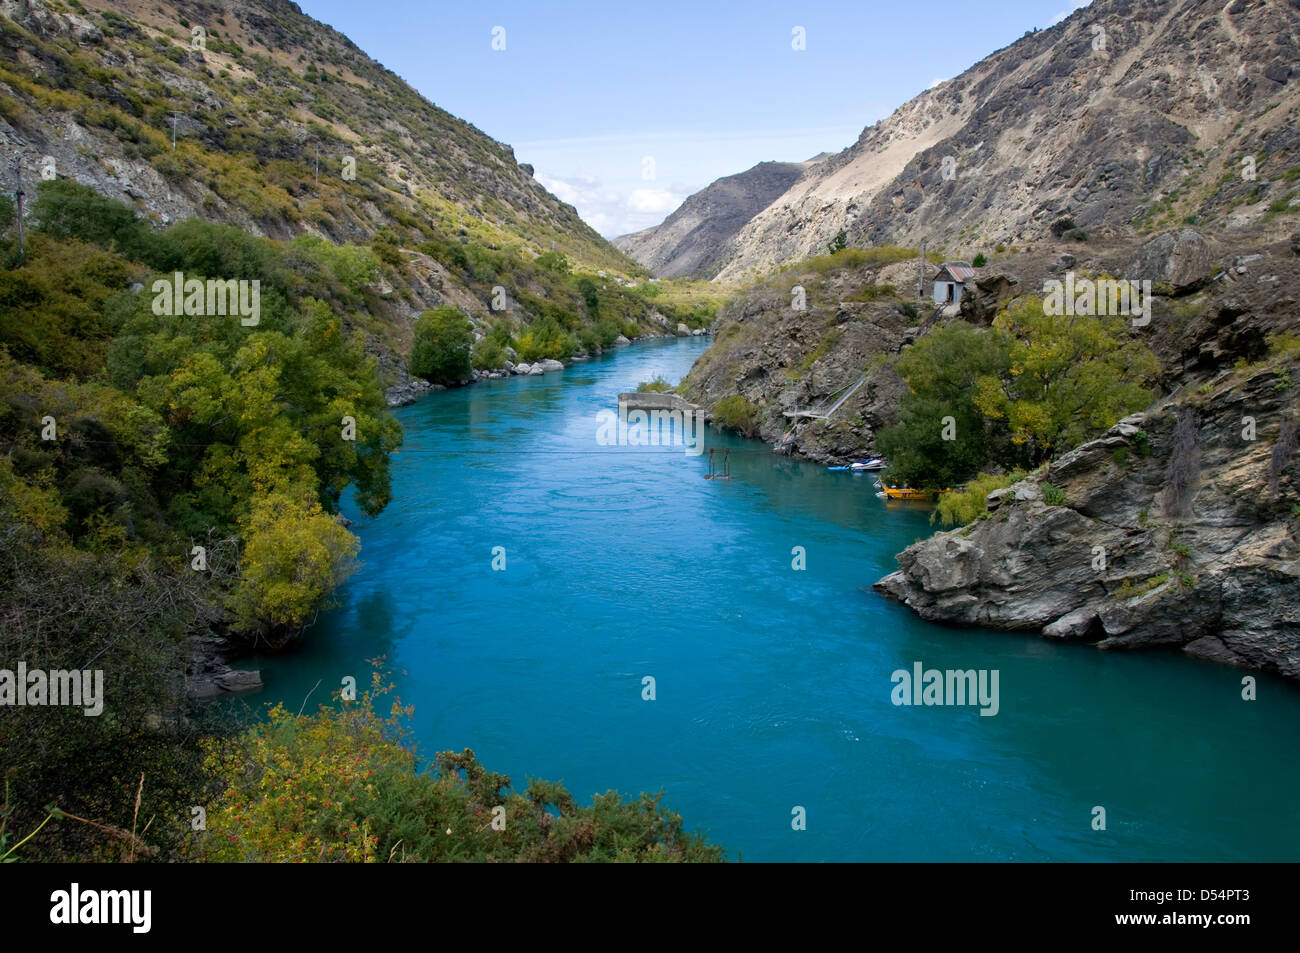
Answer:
934 261 976 283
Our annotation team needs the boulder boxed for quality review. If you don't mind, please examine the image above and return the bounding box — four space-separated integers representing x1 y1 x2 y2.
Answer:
537 358 564 372
613 335 631 346
63 13 102 43
1125 228 1216 291
958 273 1020 324
513 363 531 374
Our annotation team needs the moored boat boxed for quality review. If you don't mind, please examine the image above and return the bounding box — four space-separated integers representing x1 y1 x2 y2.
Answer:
828 456 888 472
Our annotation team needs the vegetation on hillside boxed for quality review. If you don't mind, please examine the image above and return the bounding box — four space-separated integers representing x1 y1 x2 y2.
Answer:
193 676 724 863
878 300 1159 490
0 2 725 379
0 180 725 862
0 2 624 269
410 306 473 384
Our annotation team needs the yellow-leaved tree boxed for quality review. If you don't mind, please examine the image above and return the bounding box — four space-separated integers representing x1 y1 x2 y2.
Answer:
234 490 359 635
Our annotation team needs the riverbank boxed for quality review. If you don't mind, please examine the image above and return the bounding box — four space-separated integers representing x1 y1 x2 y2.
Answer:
385 327 712 408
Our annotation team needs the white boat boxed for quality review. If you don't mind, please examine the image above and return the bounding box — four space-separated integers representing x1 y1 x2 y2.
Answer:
848 457 888 471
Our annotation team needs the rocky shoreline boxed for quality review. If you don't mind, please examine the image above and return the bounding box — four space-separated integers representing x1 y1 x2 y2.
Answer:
874 349 1300 681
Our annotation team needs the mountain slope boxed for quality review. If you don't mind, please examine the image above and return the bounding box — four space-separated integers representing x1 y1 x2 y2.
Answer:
0 0 633 271
0 0 715 404
614 160 809 279
711 0 1300 282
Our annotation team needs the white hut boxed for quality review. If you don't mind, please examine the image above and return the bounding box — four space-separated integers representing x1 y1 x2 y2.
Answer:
932 261 976 304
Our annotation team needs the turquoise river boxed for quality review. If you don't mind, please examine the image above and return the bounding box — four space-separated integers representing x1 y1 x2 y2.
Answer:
242 336 1300 861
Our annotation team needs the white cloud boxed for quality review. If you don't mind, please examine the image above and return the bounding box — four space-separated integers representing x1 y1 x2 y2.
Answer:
626 188 680 215
521 123 868 237
536 173 694 238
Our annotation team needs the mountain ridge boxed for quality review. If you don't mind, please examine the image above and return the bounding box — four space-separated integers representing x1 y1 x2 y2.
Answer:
613 159 811 279
646 0 1300 282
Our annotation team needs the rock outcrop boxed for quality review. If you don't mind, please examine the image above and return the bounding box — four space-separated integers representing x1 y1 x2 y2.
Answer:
876 363 1300 679
679 257 919 462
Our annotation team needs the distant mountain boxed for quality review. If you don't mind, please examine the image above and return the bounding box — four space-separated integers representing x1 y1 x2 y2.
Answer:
614 160 811 278
698 0 1300 281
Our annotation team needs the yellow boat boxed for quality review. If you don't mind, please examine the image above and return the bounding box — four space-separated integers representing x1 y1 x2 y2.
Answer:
880 483 934 501
874 476 946 501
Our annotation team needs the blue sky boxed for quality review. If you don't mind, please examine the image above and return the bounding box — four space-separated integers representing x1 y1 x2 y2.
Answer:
297 0 1090 237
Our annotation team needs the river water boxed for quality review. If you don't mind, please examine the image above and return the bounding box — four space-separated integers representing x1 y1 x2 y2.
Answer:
242 336 1300 861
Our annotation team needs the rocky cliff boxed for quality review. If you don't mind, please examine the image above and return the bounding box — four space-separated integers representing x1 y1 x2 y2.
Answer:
678 251 925 462
875 356 1300 679
682 215 1300 677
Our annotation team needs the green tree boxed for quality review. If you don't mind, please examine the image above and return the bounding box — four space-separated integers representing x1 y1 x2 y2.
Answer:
29 179 158 262
977 296 1158 460
410 306 473 384
472 336 506 370
576 276 600 316
876 321 1017 488
234 491 360 633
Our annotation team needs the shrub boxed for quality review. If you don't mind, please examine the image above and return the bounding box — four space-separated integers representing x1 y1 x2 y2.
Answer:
875 321 1018 489
410 307 473 384
712 394 758 437
933 470 1027 527
196 680 725 863
972 252 988 267
535 250 570 275
1115 573 1169 600
1042 482 1067 506
371 237 404 267
471 336 506 371
636 375 672 393
785 245 916 277
515 315 575 362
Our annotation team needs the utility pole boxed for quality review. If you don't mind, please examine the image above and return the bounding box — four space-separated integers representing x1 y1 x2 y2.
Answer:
169 111 183 151
314 143 319 190
918 239 926 300
12 154 25 265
